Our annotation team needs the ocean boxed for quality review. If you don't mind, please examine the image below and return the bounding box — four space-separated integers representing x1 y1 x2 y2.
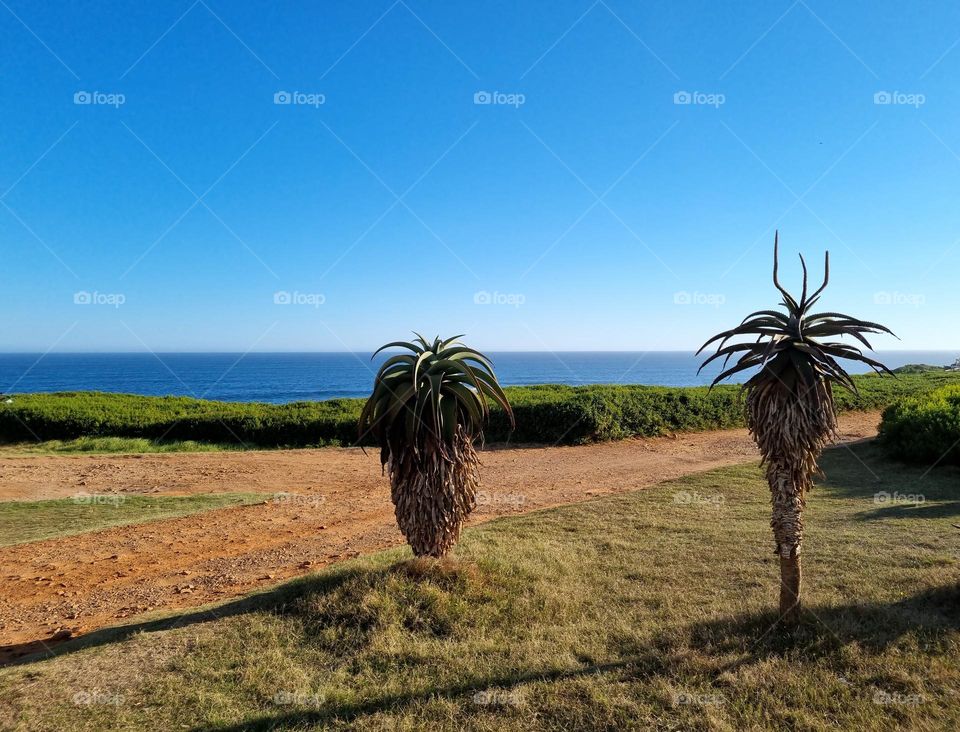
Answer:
0 351 954 404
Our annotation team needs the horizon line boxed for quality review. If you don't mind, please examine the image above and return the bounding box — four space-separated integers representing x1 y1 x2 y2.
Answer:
0 349 956 356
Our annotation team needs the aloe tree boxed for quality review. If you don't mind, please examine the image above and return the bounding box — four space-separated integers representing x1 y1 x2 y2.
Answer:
698 234 894 623
359 334 514 558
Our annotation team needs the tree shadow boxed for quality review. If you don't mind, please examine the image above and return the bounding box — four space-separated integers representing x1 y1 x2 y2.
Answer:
854 500 960 522
187 654 666 732
188 583 960 731
0 566 369 667
687 582 960 667
815 441 960 503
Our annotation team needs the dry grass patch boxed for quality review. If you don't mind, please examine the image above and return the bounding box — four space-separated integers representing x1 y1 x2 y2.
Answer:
0 442 957 731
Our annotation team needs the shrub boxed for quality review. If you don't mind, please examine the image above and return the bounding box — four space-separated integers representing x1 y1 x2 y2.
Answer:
1 371 958 448
879 384 960 466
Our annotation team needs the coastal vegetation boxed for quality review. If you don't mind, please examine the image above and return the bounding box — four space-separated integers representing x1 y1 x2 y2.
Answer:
1 370 958 450
358 335 514 558
698 236 894 623
880 384 960 466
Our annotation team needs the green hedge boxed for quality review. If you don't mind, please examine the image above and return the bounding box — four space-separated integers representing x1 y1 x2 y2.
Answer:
879 384 960 466
2 371 959 448
0 392 363 448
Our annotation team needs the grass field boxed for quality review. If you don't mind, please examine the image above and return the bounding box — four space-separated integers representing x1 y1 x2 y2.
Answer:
1 443 957 731
0 493 266 546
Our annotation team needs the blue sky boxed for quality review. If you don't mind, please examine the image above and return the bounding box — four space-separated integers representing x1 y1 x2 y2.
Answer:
1 0 958 352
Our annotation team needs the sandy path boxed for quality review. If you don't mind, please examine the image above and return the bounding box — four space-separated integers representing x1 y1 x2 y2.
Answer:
0 412 881 662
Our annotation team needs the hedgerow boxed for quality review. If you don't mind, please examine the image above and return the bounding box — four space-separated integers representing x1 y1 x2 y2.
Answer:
878 384 960 466
1 371 958 448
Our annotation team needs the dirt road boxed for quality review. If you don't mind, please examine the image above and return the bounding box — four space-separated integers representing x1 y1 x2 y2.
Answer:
0 412 881 662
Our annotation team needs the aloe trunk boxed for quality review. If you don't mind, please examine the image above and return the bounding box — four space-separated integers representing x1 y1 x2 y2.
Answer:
389 426 480 558
748 377 836 623
779 555 802 623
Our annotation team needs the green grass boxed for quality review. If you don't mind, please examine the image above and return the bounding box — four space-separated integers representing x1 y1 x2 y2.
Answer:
1 444 957 730
0 493 267 546
3 370 959 449
0 436 244 457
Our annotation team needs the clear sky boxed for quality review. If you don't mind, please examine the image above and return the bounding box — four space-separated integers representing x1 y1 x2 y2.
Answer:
2 0 958 352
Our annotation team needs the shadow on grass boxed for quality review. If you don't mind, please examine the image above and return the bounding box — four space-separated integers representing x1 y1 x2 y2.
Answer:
187 582 960 732
688 582 960 665
0 566 369 667
816 441 960 503
187 655 665 732
854 500 960 522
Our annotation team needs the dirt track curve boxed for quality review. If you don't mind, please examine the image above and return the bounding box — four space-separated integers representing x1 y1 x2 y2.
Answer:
0 411 881 663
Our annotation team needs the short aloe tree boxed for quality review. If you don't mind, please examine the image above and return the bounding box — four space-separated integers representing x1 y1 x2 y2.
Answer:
698 234 894 623
359 334 514 558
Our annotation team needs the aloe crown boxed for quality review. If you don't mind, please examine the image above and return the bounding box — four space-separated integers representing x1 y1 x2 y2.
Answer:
359 333 514 458
697 233 897 392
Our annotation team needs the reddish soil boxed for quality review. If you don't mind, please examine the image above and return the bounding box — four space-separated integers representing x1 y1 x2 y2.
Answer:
0 412 881 663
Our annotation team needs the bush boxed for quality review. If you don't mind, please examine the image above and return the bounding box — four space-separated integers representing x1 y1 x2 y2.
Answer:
2 371 958 448
0 392 362 448
879 384 960 466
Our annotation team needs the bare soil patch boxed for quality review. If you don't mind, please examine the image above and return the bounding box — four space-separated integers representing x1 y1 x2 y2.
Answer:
0 412 880 662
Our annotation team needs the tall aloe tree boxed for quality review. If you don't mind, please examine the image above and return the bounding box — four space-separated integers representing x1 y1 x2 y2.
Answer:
698 234 894 623
359 334 514 558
